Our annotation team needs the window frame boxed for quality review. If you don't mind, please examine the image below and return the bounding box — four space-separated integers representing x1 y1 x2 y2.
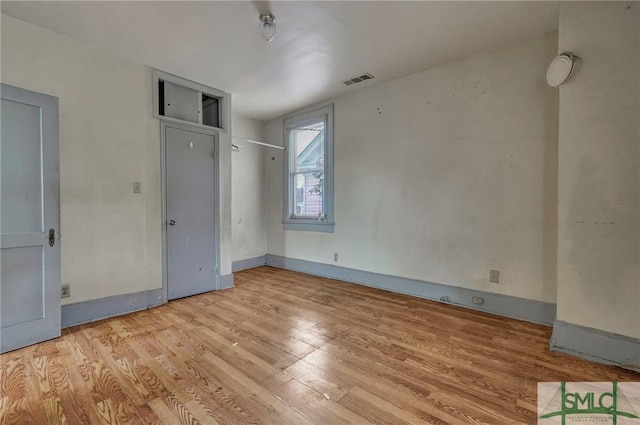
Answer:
283 104 334 232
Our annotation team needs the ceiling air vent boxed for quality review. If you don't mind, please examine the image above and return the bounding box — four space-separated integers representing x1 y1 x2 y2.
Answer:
343 73 374 86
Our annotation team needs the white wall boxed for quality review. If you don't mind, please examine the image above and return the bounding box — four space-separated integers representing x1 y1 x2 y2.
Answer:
1 15 161 303
265 32 559 303
557 2 639 339
231 115 267 261
1 15 233 302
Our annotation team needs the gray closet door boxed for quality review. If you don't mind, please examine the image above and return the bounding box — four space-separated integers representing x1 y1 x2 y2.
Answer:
1 84 60 353
165 125 218 300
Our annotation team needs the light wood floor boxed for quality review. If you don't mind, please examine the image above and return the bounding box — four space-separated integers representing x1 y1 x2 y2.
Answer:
1 267 638 424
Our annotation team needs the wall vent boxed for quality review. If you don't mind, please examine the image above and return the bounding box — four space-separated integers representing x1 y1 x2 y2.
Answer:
343 73 374 86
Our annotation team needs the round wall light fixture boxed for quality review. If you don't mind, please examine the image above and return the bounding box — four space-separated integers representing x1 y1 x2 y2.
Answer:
546 52 576 87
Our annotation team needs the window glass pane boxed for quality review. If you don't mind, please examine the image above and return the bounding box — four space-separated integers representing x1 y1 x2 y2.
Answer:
293 121 325 172
283 103 333 231
292 172 324 218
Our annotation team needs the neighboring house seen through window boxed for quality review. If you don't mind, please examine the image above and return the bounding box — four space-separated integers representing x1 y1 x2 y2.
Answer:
283 104 334 232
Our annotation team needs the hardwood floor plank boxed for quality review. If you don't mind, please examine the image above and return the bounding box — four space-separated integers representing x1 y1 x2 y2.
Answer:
31 341 59 358
339 387 416 425
267 377 368 425
205 355 314 425
22 352 50 424
1 266 638 425
0 357 26 402
0 397 7 424
283 359 350 402
139 355 191 404
162 393 202 425
304 345 498 424
42 396 67 425
147 397 181 425
95 399 120 425
316 339 534 423
134 403 162 425
32 354 55 400
48 351 98 425
183 397 222 425
114 357 153 402
184 384 258 425
0 399 29 425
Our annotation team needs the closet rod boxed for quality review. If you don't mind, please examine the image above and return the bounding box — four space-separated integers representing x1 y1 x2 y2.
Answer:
232 137 285 151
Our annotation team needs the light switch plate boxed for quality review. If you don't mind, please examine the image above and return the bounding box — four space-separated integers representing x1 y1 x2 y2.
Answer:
489 269 500 283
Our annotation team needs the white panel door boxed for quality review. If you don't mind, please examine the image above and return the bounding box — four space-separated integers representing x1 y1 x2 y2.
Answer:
165 125 219 300
1 84 60 353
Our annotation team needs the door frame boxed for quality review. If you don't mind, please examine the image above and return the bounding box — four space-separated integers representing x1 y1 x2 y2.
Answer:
160 121 221 303
1 83 60 353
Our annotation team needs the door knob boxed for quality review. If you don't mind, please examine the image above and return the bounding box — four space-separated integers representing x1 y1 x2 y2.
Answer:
168 220 176 226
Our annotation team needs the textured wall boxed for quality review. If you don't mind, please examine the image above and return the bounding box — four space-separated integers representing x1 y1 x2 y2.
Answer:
557 2 640 338
1 15 235 301
231 114 267 261
266 32 559 303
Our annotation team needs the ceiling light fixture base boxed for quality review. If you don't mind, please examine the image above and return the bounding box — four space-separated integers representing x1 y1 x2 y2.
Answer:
259 13 276 42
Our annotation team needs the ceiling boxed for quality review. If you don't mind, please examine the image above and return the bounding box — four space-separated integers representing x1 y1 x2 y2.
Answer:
1 1 559 121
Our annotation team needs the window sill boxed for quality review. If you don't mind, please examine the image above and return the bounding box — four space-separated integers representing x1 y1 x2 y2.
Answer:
283 220 335 233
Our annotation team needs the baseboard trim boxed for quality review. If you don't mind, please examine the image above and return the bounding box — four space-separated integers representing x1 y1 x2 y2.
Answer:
265 254 556 326
232 255 267 272
62 288 164 328
220 273 235 289
62 274 235 328
550 320 640 371
146 288 164 308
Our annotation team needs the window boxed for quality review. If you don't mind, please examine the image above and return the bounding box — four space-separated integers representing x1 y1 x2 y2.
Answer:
283 104 334 232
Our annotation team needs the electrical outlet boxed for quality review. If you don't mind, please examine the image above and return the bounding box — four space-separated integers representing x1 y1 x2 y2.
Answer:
439 296 450 302
133 182 141 194
489 269 500 283
472 296 484 305
334 252 339 262
61 284 71 298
